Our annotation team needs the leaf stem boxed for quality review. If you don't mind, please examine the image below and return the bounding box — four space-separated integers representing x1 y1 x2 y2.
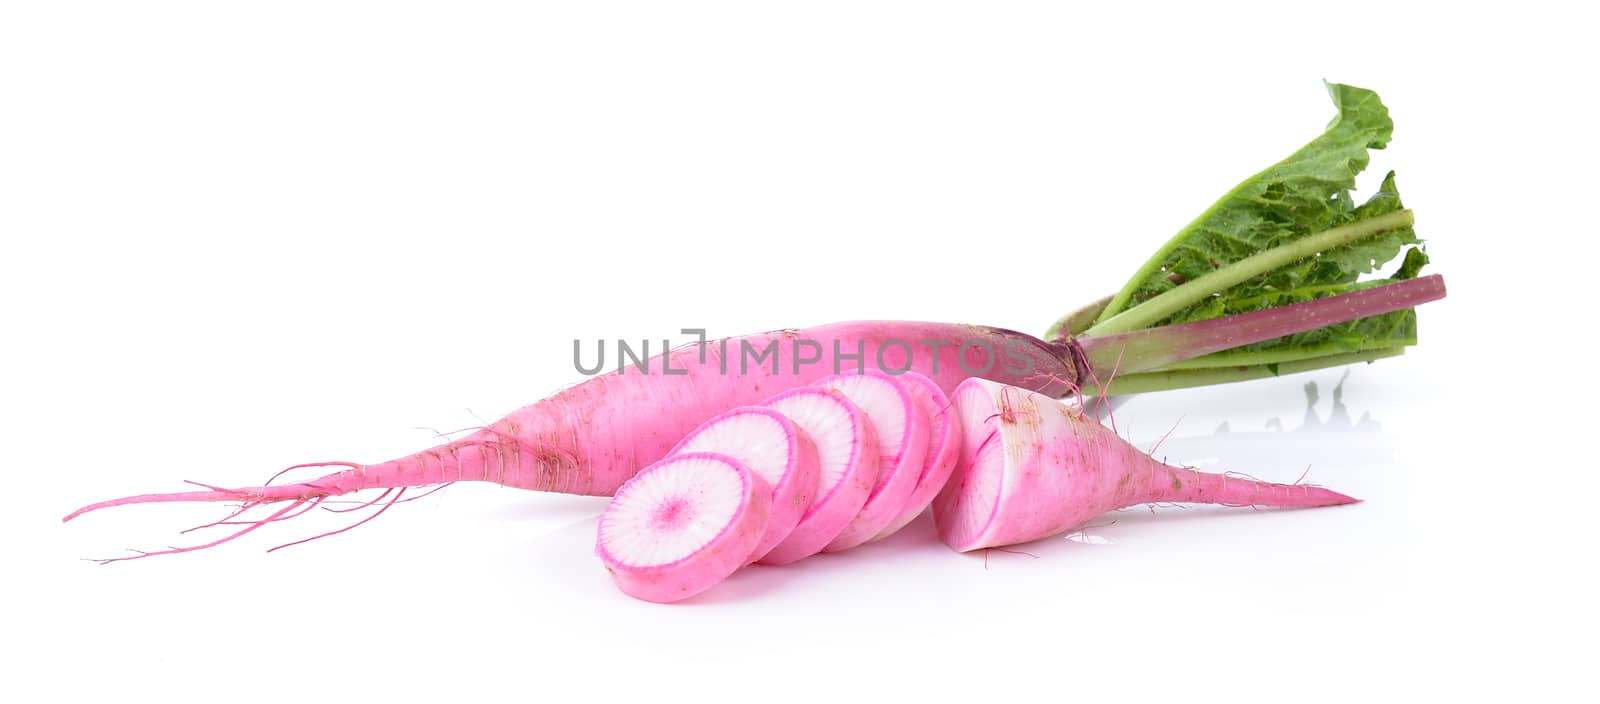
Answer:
1078 348 1406 396
1156 337 1414 370
1074 274 1445 375
1083 209 1415 336
1043 294 1112 342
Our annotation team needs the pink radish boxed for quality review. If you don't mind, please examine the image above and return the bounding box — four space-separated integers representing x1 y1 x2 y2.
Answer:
667 407 819 562
870 371 961 541
813 371 930 552
757 388 880 566
596 452 770 603
933 378 1359 552
60 277 1437 559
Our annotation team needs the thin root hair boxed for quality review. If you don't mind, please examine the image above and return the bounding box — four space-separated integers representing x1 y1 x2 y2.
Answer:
268 488 407 553
90 500 309 565
263 461 361 488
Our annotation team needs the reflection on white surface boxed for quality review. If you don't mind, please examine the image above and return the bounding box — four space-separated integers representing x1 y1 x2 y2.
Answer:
1267 372 1385 434
1062 531 1114 545
1132 372 1397 478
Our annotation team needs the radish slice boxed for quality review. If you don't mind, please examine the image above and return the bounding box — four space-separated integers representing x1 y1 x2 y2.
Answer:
870 371 962 541
930 381 1009 552
596 452 771 603
668 407 820 563
757 388 880 566
814 371 930 552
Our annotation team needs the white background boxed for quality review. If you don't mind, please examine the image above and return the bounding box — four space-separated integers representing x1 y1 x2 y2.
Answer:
3 2 1594 702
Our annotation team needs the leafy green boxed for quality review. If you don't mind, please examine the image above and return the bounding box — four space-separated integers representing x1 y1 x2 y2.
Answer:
1095 82 1405 324
1086 82 1427 363
1162 171 1425 356
1050 82 1444 396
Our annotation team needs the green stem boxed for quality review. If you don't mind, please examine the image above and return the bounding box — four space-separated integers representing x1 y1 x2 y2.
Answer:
1095 171 1280 326
1156 337 1414 370
1083 209 1415 336
1044 294 1112 343
1078 348 1406 396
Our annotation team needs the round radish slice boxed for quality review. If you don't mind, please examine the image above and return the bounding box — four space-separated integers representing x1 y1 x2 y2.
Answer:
757 388 880 566
668 407 820 563
596 452 771 603
870 371 962 541
814 370 930 552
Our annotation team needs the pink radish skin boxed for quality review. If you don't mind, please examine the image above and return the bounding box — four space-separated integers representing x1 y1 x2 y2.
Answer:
668 407 820 563
933 378 1359 552
597 452 771 603
757 388 881 566
870 372 961 541
63 321 1077 559
814 371 930 552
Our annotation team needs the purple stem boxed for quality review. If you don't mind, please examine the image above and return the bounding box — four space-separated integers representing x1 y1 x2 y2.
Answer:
1073 274 1447 375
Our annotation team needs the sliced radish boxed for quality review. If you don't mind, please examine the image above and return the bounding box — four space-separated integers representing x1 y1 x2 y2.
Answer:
814 370 930 552
668 406 820 563
757 388 880 566
596 452 771 603
930 381 1011 551
870 371 962 541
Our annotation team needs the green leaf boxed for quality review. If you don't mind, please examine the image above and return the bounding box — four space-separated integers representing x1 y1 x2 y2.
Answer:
1156 172 1425 357
1047 82 1444 395
1391 245 1429 280
1247 171 1418 293
1096 82 1397 323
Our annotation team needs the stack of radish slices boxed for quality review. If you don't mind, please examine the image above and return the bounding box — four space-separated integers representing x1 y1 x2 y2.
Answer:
596 370 959 603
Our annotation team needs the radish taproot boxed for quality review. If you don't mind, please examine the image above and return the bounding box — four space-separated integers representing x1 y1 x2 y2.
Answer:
756 387 881 565
596 453 770 603
870 372 961 541
811 371 930 551
63 285 1434 560
933 378 1358 552
666 407 819 562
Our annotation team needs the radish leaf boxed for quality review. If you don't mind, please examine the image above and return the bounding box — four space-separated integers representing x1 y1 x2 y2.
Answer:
1096 82 1401 323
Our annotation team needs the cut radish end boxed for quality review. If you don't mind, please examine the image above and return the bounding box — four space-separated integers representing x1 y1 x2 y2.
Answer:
596 452 771 603
757 388 880 566
814 371 930 552
669 407 820 563
932 378 1360 553
870 371 961 541
931 381 1011 552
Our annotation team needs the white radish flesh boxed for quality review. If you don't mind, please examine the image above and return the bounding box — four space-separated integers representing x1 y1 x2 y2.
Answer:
814 371 931 552
870 371 962 541
596 452 771 603
669 407 820 562
757 388 881 565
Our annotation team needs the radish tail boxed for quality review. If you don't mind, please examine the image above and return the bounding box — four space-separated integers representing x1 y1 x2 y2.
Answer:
1142 464 1359 509
61 432 548 523
63 480 342 522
